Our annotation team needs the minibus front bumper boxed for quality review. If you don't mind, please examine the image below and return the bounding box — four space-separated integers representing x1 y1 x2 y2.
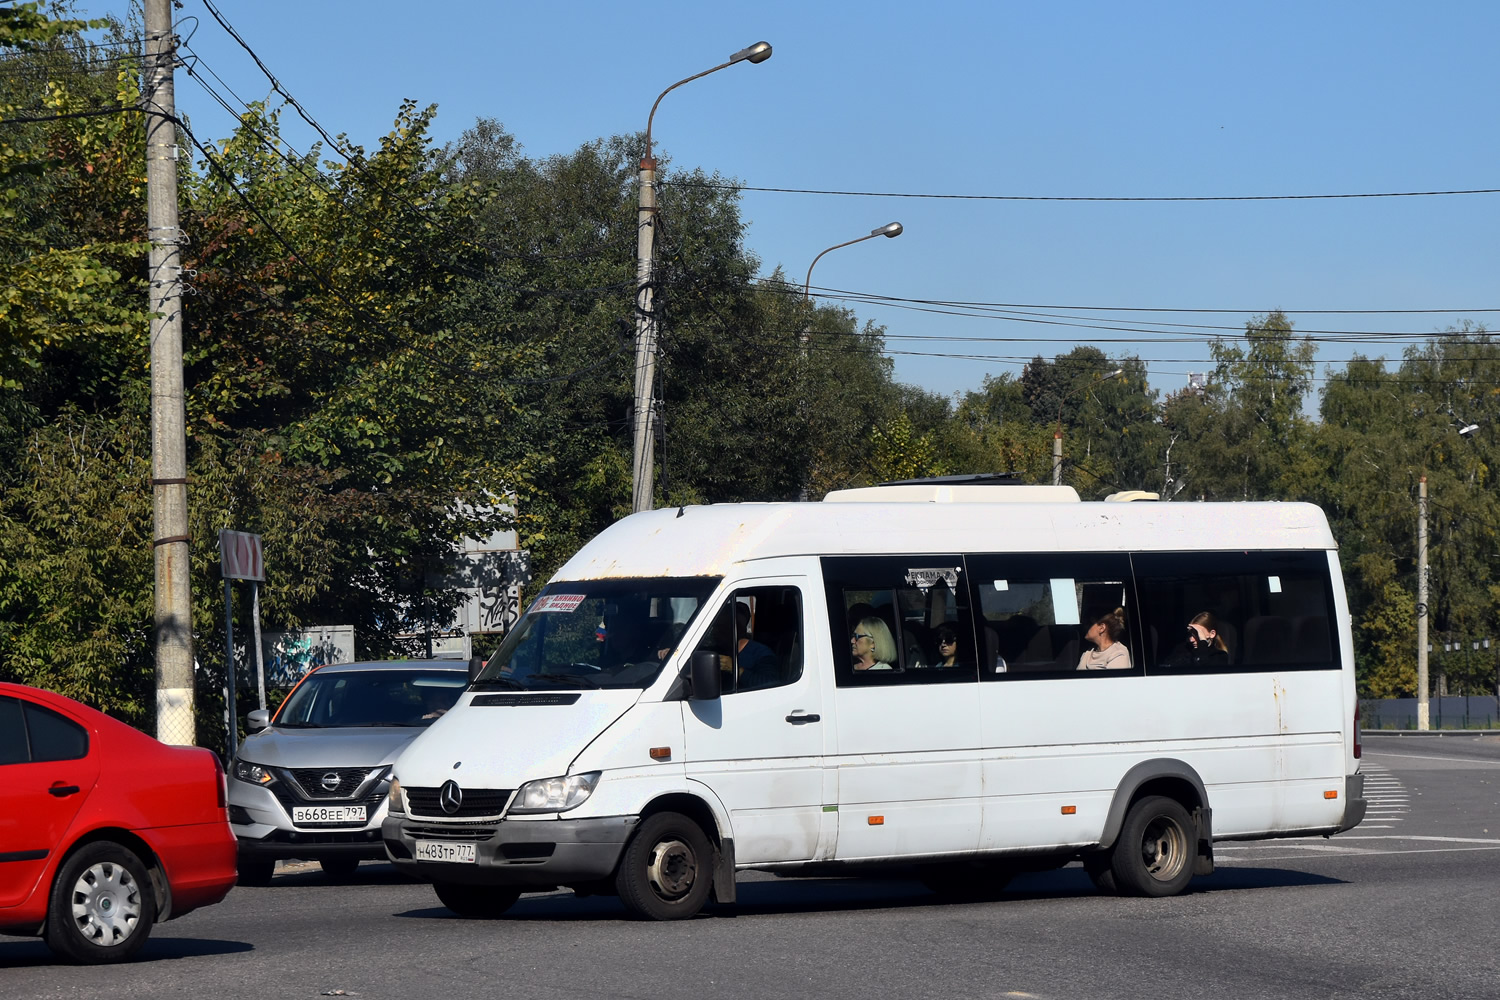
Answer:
381 813 639 885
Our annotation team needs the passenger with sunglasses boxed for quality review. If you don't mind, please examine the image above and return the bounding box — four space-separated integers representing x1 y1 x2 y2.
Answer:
851 617 897 671
935 626 963 668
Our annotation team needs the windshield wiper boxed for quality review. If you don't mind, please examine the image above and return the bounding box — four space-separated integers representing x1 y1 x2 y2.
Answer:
526 671 601 689
471 674 526 690
273 722 320 729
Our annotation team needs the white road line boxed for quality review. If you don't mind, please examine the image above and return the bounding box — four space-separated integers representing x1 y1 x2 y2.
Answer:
1366 750 1500 763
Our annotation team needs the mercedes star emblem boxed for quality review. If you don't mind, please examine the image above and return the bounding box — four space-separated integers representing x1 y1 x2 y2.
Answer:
439 779 463 815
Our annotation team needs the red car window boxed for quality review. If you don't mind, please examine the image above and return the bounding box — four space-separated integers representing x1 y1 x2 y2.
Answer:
0 696 26 763
23 702 89 762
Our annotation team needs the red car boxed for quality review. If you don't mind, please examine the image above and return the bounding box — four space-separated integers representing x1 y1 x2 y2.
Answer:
0 682 238 963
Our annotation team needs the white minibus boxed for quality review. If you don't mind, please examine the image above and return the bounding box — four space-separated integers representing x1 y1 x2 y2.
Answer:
382 483 1366 919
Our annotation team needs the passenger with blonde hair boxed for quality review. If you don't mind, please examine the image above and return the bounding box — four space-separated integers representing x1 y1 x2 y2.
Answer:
851 617 897 671
1077 608 1131 670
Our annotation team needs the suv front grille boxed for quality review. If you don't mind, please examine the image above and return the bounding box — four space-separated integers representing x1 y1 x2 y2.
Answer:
285 767 375 799
405 786 513 818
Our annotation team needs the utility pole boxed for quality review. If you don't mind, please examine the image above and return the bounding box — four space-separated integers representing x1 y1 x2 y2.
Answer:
1417 475 1429 731
144 0 195 745
629 154 658 514
630 41 771 515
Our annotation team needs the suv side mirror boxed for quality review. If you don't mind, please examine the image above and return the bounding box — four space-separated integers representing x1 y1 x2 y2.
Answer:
689 650 721 701
468 655 485 683
246 708 270 731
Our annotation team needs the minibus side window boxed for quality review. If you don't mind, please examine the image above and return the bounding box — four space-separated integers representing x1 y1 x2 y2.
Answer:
964 553 1140 680
690 587 804 694
1132 550 1339 673
823 556 979 687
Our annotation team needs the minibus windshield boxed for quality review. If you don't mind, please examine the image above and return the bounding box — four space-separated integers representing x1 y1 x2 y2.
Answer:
475 577 720 690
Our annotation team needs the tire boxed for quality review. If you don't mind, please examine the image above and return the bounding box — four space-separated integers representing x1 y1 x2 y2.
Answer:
318 857 361 882
1107 795 1196 898
237 860 276 887
614 811 714 921
44 842 157 964
920 862 1013 900
433 881 522 918
1083 853 1117 893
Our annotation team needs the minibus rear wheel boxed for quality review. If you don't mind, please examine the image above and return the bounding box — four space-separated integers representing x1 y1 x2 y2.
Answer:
615 811 714 920
1107 795 1195 897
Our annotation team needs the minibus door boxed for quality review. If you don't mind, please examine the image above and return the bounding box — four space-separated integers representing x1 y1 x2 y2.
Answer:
682 584 827 865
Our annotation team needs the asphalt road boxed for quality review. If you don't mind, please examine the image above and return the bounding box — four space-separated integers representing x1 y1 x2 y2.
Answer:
5 734 1500 1000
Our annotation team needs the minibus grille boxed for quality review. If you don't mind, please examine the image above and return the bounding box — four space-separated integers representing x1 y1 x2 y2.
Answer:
405 786 513 818
403 822 498 841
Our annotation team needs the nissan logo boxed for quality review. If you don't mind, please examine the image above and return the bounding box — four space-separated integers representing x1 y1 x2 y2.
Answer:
439 779 463 815
320 771 341 792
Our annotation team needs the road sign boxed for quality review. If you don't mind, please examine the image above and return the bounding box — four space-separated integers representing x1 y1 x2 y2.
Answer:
218 529 264 581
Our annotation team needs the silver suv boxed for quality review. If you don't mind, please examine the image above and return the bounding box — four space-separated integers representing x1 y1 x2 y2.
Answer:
228 659 469 884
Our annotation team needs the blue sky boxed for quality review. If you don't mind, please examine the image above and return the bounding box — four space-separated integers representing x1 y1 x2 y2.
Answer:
97 1 1499 401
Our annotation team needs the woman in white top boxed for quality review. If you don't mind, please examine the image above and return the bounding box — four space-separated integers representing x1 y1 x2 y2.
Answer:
1077 608 1132 670
852 617 898 671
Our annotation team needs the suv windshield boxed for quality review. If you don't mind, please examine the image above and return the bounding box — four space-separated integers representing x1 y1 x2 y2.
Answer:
475 577 719 691
276 670 468 728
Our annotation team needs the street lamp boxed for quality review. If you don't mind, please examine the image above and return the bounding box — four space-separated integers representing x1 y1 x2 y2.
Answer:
632 42 772 514
803 223 904 303
1417 419 1482 730
1053 369 1124 487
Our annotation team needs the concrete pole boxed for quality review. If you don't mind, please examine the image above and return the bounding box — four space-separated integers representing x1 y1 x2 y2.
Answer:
1052 429 1063 487
1417 475 1430 731
252 582 266 711
144 0 195 745
630 155 658 514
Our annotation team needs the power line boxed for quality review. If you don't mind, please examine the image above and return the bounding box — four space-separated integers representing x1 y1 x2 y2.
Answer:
673 179 1500 203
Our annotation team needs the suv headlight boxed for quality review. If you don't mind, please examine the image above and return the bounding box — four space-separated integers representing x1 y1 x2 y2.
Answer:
388 777 406 814
233 759 275 786
509 772 600 814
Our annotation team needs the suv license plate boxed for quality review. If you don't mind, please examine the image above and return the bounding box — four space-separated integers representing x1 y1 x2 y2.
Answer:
415 841 477 864
292 805 367 824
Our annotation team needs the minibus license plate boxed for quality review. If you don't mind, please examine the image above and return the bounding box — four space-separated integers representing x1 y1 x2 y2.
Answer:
292 805 366 824
415 841 476 864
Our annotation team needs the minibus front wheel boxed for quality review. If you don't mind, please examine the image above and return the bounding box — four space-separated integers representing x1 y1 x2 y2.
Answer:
615 811 714 920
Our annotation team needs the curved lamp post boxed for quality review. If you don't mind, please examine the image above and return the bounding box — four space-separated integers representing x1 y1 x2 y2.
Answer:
1053 368 1124 487
803 222 903 303
632 42 772 514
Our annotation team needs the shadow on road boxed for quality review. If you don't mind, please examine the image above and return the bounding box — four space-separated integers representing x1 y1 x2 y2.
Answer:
391 863 1347 922
0 936 253 967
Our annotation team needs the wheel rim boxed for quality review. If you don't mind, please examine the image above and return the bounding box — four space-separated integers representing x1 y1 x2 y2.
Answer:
1139 815 1188 882
645 836 698 900
69 861 143 947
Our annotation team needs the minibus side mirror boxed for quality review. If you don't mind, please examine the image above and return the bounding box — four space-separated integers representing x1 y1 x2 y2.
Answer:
246 708 270 731
468 655 485 683
689 650 721 701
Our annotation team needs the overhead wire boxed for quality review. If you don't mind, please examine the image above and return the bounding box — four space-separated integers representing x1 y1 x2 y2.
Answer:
670 179 1500 203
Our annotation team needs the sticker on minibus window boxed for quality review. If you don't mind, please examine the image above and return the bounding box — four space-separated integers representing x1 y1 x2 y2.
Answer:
533 594 587 614
904 567 961 591
1268 575 1283 593
1050 578 1080 625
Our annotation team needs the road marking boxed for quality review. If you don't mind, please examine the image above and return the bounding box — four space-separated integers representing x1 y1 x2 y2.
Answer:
1367 750 1500 763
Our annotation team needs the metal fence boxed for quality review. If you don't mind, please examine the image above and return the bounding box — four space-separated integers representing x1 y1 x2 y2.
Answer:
1361 696 1500 730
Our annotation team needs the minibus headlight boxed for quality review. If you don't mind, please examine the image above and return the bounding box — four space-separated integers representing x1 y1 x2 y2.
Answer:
388 777 406 814
233 759 275 786
509 772 601 814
